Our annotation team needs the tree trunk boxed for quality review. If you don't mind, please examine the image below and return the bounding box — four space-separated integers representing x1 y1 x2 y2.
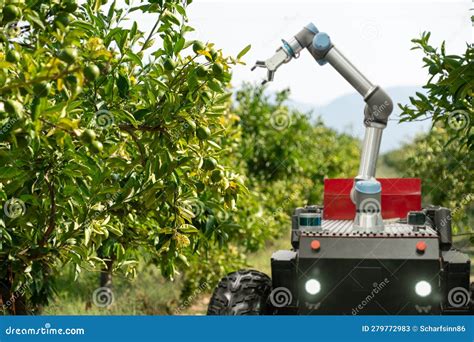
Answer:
100 259 114 289
0 276 28 315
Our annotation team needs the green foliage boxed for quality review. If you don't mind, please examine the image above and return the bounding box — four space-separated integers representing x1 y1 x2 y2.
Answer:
0 0 247 313
181 84 360 298
393 30 473 237
383 127 473 234
399 32 473 150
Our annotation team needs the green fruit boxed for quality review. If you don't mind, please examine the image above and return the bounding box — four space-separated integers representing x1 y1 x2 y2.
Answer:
81 129 96 144
58 47 78 64
195 65 207 78
206 48 217 62
428 65 439 75
212 63 224 76
90 140 103 153
33 82 51 97
192 41 205 54
54 12 73 27
3 99 23 117
84 64 100 81
202 157 217 171
63 0 78 12
210 169 224 183
196 126 211 140
2 5 21 22
195 181 205 193
6 50 20 63
163 58 176 71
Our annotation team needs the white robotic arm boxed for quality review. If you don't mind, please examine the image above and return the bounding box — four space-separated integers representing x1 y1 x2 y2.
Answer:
253 23 394 231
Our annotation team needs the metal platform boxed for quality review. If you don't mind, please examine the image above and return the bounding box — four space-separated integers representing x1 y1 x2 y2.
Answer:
301 219 438 238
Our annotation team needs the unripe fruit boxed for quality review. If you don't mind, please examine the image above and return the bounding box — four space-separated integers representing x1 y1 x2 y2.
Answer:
4 99 23 117
205 48 217 62
195 65 207 79
195 181 205 193
84 64 100 81
63 0 78 12
6 50 20 63
90 140 103 153
2 5 21 22
33 82 51 97
58 47 78 64
192 41 205 54
202 157 217 171
54 12 73 27
212 63 224 76
81 129 96 144
163 58 176 71
210 169 224 183
196 126 211 140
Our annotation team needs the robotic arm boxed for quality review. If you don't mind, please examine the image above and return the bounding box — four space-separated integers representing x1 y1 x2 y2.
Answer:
253 23 394 231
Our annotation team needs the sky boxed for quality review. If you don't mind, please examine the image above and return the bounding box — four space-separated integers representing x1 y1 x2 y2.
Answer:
186 0 472 105
129 0 473 150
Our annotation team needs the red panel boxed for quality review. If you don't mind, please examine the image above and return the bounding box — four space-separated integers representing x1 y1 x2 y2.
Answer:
323 178 421 220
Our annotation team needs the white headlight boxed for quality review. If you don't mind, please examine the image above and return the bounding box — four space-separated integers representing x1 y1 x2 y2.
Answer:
305 279 321 295
415 281 431 297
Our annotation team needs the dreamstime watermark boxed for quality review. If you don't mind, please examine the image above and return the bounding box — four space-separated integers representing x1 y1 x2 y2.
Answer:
269 287 293 308
363 100 390 126
94 109 114 129
255 190 299 228
359 19 380 41
1 281 30 312
359 197 381 213
447 287 471 308
2 22 22 40
0 117 20 137
174 282 209 314
92 287 114 308
437 193 473 231
182 199 205 218
270 110 291 131
446 110 470 131
3 197 26 219
352 278 390 315
5 323 85 336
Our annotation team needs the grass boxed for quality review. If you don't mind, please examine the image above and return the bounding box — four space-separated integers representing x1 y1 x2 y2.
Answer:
43 232 291 316
44 263 181 315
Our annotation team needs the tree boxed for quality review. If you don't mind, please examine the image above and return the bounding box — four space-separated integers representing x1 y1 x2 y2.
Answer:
399 32 473 150
394 29 473 237
0 0 250 314
181 84 360 298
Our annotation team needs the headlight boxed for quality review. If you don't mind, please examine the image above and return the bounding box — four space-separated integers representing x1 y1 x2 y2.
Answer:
305 279 321 295
415 281 431 297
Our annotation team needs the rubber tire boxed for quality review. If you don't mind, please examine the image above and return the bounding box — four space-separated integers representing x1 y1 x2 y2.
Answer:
207 269 272 315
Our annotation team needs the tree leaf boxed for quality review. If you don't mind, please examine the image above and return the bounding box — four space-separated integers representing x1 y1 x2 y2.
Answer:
237 44 251 59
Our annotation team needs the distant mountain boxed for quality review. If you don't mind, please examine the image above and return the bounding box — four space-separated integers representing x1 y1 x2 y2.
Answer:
287 86 432 153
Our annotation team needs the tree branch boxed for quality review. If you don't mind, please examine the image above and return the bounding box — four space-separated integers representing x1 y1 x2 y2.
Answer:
40 174 56 247
120 125 146 166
